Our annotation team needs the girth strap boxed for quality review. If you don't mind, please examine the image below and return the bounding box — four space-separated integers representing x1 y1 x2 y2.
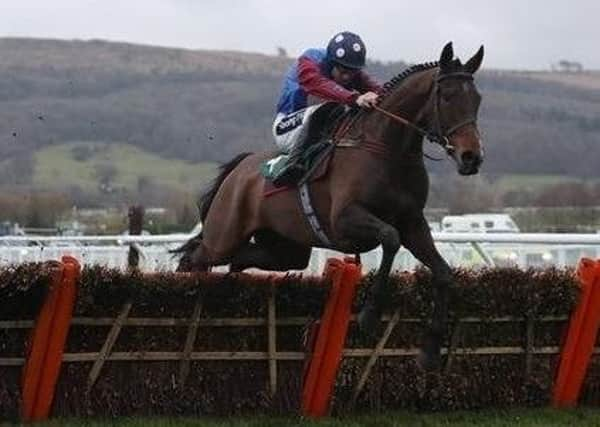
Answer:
298 183 331 247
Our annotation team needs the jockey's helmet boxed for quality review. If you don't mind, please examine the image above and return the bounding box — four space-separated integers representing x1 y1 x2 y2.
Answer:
326 31 366 70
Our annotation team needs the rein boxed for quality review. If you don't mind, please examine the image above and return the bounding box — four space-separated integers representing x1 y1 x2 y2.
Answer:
371 105 447 161
371 104 446 147
335 70 477 160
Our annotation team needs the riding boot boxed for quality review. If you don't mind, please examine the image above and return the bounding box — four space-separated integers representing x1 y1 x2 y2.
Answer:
272 145 306 187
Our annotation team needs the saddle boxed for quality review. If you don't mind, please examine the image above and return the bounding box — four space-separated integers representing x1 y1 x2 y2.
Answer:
262 103 352 196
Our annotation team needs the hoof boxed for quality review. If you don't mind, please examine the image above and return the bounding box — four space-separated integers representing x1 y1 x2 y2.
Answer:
416 331 443 372
417 335 442 372
416 346 442 372
357 304 381 336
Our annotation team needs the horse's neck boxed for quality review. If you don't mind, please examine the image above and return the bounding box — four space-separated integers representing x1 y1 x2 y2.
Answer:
375 70 436 159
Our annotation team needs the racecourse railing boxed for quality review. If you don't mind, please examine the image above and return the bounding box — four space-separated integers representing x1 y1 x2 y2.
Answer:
0 232 599 272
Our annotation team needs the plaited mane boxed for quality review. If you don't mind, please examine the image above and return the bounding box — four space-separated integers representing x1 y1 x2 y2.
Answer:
377 62 439 104
328 62 440 138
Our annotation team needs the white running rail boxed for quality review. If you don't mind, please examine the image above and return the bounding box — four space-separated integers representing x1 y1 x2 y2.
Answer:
1 232 599 273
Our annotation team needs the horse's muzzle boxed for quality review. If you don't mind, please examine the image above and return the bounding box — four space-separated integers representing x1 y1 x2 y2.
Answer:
458 151 483 175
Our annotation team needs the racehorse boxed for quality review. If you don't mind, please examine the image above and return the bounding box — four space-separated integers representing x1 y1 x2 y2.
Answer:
174 42 484 370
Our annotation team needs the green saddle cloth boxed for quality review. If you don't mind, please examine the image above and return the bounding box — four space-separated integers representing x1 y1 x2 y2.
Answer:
260 142 330 181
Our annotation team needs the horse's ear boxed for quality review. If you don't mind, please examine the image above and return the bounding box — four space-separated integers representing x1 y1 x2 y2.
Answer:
440 42 454 69
465 45 484 74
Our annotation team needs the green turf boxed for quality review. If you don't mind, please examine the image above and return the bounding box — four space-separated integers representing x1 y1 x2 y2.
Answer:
27 408 600 427
14 143 599 201
19 144 595 197
30 141 217 192
493 174 584 193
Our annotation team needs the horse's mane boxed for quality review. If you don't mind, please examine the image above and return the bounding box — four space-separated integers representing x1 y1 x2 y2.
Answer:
377 61 439 104
325 62 441 139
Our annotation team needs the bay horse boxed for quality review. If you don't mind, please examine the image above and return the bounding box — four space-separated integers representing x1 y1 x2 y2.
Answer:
174 42 484 370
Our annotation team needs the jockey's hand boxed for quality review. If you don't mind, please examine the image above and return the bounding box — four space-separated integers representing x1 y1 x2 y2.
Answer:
355 91 379 109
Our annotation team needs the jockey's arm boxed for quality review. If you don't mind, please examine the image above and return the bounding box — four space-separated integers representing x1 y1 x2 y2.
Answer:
297 57 359 105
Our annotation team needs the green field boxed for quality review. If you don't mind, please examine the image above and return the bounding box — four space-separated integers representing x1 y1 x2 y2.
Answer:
15 143 597 200
493 174 585 193
31 142 217 192
25 408 600 427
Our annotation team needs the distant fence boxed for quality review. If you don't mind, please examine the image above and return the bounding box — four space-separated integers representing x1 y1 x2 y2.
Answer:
1 232 599 272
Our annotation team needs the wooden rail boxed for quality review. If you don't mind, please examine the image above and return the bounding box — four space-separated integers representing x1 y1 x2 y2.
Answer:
0 314 571 329
1 314 575 370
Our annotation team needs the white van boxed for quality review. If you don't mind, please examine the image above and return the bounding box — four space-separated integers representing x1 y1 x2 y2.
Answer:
441 214 520 233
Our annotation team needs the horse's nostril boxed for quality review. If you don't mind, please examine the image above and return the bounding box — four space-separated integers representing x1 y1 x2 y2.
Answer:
461 152 475 164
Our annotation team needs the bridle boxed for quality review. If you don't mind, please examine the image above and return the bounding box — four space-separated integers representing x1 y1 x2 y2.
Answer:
370 70 477 156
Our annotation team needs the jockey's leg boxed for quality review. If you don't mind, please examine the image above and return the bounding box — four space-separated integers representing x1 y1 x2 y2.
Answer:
271 143 309 187
271 106 321 187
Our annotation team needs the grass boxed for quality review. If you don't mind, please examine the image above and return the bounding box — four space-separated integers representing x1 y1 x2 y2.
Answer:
20 144 594 196
30 141 217 192
493 174 584 193
25 408 600 427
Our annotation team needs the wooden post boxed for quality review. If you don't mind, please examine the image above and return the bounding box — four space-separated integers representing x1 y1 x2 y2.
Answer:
21 256 81 422
21 263 64 422
268 283 277 396
179 295 204 386
524 317 535 378
127 205 144 269
445 320 464 373
302 258 361 418
301 259 345 416
349 309 401 408
553 258 600 407
86 302 132 391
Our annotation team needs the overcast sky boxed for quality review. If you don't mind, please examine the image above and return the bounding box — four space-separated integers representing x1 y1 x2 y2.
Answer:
2 0 598 70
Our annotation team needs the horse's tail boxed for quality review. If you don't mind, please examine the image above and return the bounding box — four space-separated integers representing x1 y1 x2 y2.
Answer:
170 152 253 256
170 230 204 256
198 152 253 223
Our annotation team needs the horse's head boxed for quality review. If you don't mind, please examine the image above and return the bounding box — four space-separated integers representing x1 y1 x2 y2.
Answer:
433 42 484 175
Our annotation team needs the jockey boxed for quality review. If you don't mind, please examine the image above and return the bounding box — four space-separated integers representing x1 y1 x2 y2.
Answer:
271 31 382 186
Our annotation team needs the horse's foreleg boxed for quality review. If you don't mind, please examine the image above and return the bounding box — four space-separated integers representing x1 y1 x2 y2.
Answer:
399 215 452 371
334 204 400 334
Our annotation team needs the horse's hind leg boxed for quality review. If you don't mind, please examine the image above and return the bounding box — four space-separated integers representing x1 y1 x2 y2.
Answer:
230 230 311 272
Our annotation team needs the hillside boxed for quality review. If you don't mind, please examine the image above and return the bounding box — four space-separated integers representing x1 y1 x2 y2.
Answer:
0 37 599 183
31 142 215 191
520 70 600 90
